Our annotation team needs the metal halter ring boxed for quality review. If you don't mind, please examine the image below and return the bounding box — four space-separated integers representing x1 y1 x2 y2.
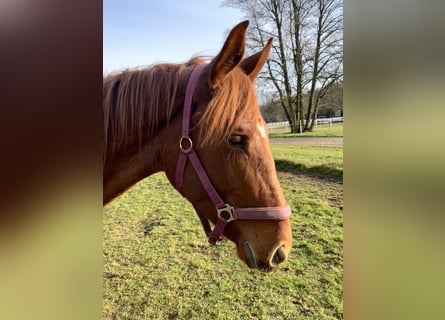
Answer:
179 136 193 151
217 204 235 222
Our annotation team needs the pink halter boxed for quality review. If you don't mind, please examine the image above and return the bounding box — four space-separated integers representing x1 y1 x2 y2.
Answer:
175 64 291 245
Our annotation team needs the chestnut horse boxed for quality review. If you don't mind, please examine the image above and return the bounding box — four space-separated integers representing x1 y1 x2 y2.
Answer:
103 21 292 272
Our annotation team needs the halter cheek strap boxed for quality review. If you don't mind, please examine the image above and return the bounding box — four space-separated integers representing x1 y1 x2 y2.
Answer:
175 64 291 245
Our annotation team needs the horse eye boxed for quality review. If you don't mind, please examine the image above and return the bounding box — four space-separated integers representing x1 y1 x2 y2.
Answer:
228 135 246 149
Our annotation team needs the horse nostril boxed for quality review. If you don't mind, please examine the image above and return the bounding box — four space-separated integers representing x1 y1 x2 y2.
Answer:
243 241 257 269
271 246 287 266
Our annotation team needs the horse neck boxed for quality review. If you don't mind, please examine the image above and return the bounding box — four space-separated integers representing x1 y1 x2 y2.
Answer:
103 67 189 205
103 142 157 205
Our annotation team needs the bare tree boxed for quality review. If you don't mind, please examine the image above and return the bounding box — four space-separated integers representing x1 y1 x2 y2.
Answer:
224 0 343 132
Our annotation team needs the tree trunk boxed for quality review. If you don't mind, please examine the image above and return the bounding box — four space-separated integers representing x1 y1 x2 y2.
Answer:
305 0 323 131
292 0 306 133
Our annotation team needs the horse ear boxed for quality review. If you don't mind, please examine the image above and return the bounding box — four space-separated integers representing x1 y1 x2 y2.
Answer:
209 20 249 88
240 38 273 81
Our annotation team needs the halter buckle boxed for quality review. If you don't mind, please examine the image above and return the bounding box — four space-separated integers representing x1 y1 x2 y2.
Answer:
217 204 235 222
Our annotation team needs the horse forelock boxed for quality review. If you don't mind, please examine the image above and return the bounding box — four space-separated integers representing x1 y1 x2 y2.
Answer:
197 68 260 146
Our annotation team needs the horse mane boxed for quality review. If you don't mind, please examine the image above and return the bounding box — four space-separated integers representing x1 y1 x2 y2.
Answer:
103 57 259 161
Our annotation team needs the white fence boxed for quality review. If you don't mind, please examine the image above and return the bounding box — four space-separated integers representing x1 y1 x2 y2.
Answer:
267 117 343 133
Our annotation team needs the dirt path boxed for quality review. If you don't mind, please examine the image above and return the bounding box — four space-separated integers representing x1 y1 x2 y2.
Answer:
270 137 343 146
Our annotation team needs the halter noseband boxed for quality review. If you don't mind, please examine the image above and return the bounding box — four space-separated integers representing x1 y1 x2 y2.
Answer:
175 64 291 245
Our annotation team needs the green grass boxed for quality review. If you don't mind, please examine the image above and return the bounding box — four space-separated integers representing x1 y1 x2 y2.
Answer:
272 144 343 181
269 123 343 138
103 142 343 319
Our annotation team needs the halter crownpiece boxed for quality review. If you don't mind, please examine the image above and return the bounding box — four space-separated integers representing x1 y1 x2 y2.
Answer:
175 64 291 245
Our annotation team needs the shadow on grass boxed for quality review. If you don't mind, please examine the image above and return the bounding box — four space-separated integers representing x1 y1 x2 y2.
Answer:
275 159 343 181
140 215 164 236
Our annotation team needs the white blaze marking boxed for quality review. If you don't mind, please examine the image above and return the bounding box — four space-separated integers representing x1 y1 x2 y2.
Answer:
257 123 267 139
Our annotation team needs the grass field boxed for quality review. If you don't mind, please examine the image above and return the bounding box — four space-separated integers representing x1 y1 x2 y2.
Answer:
103 138 343 319
272 145 343 181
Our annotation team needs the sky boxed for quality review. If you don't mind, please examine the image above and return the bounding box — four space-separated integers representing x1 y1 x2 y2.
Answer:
103 0 246 73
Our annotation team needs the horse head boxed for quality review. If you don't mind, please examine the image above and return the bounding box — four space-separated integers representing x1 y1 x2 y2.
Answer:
164 21 292 272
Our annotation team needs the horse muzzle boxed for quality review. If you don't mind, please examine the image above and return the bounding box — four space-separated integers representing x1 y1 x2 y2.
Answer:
242 241 289 272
